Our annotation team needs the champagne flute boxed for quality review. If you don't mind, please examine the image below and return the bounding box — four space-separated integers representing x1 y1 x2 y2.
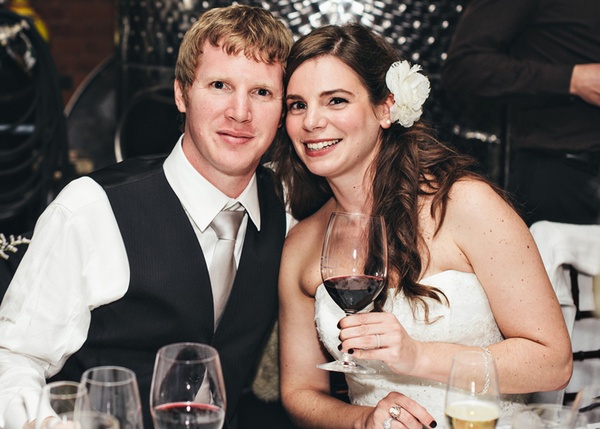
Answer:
317 211 388 374
35 381 90 429
80 366 143 429
445 350 501 429
150 342 226 429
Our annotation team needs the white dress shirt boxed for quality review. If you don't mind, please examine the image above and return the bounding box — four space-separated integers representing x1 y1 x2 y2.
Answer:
0 137 295 429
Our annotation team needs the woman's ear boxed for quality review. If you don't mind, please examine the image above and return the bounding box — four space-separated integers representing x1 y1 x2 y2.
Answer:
380 93 395 129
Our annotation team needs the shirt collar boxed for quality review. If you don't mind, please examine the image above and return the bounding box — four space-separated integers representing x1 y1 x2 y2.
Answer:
163 136 262 231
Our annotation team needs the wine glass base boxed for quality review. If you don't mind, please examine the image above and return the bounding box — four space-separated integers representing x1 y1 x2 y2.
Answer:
317 360 377 374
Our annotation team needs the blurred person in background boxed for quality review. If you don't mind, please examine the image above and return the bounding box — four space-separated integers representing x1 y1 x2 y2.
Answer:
442 0 600 226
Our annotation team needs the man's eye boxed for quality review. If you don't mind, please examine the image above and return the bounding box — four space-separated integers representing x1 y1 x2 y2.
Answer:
256 88 271 97
212 81 225 89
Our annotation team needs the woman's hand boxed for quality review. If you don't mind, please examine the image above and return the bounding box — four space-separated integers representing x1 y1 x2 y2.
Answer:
339 312 422 376
362 392 437 429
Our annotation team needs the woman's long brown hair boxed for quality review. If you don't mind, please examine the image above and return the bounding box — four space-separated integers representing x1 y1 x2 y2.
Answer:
273 24 504 320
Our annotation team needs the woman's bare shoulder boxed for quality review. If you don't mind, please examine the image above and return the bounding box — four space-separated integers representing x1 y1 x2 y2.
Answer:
445 177 529 250
447 178 514 220
281 205 334 296
285 209 328 245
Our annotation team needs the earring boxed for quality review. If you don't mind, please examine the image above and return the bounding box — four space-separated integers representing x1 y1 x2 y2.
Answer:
385 119 392 125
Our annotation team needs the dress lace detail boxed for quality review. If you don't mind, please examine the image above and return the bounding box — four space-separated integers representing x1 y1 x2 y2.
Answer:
315 270 529 427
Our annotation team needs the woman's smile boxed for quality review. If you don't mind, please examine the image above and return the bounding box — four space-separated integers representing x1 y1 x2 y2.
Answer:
305 139 341 151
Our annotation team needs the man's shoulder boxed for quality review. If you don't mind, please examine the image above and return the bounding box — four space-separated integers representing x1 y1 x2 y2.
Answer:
52 176 109 211
88 155 167 190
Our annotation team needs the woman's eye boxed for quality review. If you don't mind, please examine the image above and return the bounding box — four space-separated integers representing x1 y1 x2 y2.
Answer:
330 97 348 106
287 101 306 112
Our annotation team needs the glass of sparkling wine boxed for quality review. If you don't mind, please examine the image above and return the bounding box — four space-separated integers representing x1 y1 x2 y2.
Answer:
33 381 119 429
150 343 226 429
317 211 388 374
35 381 90 429
445 350 501 429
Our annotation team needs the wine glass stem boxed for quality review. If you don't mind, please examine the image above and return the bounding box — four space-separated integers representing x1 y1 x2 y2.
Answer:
341 352 355 365
340 312 358 366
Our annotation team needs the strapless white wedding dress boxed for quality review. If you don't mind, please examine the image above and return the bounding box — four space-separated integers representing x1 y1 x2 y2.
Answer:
315 270 529 428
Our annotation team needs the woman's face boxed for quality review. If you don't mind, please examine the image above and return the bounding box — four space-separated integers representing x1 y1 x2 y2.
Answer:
285 55 389 182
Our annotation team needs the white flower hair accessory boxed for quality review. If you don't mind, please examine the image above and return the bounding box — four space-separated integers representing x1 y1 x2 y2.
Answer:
385 60 430 128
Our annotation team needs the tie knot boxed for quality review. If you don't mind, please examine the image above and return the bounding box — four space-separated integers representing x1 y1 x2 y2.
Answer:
211 209 245 240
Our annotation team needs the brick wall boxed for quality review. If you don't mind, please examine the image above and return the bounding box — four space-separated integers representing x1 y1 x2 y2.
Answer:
27 0 116 105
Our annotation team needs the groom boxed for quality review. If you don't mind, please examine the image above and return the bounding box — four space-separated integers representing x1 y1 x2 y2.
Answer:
0 5 294 429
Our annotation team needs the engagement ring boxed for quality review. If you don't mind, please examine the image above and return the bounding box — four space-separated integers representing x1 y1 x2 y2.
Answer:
389 405 402 419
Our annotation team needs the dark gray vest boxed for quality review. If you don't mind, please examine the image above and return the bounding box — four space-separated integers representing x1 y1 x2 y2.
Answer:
52 155 286 429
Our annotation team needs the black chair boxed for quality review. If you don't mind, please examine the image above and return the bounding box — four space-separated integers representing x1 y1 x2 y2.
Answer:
0 9 70 236
113 84 180 162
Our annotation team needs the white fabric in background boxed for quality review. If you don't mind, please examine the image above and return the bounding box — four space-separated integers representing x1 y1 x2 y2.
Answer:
529 221 600 398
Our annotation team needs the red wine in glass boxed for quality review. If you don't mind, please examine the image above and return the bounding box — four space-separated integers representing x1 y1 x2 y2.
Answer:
150 343 226 429
152 402 224 429
318 212 387 374
324 275 385 314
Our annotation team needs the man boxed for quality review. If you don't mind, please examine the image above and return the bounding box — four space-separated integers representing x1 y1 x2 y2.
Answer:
0 5 294 429
442 0 600 225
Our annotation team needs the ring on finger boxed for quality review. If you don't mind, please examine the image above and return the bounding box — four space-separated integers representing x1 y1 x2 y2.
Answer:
382 417 393 429
389 405 402 420
376 333 381 349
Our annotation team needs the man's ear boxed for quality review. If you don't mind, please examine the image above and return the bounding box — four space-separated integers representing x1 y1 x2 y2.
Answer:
174 79 187 113
279 106 285 129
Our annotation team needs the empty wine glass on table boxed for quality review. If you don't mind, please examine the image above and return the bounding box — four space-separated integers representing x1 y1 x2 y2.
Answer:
50 412 120 429
150 342 226 429
317 211 388 374
80 366 143 429
512 404 588 429
34 381 89 429
445 350 501 429
572 384 600 427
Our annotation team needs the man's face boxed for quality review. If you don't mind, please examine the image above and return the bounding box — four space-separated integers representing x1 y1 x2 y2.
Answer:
175 41 284 196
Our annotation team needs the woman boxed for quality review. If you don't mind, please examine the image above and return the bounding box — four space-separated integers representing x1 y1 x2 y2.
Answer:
273 24 572 429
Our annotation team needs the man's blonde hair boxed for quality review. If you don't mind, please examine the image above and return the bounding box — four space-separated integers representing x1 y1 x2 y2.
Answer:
175 5 293 104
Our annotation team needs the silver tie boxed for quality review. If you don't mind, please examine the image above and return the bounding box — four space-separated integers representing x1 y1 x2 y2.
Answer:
209 207 245 327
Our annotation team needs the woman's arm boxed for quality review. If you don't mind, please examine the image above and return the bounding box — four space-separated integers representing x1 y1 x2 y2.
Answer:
279 221 368 428
451 180 572 393
341 180 572 394
279 220 436 429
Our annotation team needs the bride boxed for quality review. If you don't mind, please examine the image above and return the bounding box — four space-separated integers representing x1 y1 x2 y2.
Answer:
272 23 572 429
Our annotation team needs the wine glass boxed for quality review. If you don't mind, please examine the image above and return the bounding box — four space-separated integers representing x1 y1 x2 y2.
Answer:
80 366 143 429
512 404 588 429
445 350 501 429
150 342 226 429
572 384 600 427
35 381 90 429
317 211 388 374
52 411 121 429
